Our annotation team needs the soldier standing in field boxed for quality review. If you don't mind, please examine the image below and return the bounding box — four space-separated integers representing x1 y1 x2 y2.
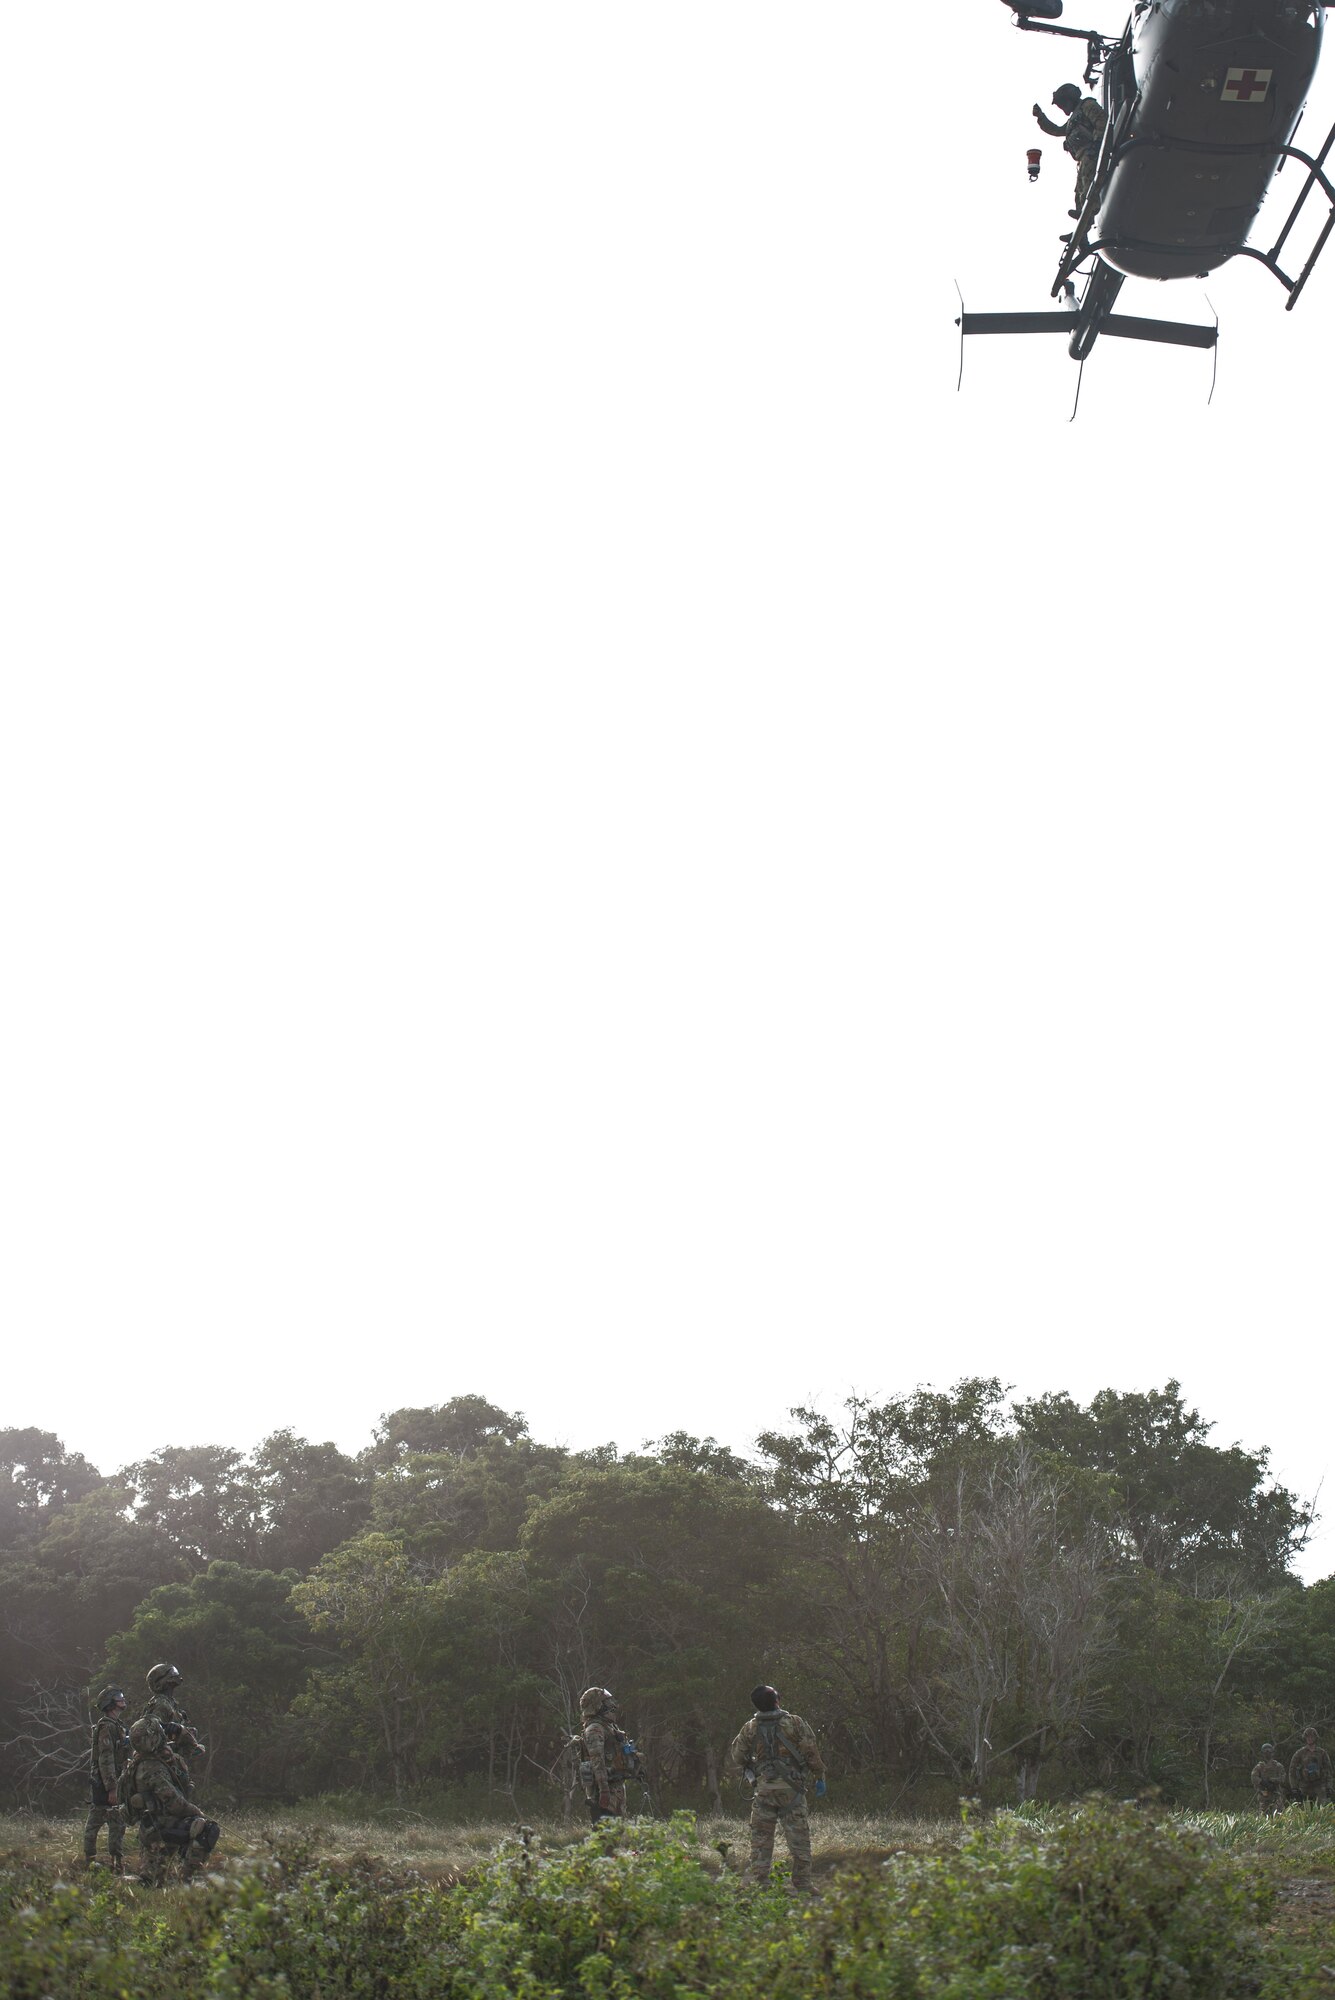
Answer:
82 1685 130 1872
1250 1742 1287 1813
1289 1727 1333 1804
575 1686 635 1823
124 1717 221 1886
141 1662 206 1787
726 1683 826 1894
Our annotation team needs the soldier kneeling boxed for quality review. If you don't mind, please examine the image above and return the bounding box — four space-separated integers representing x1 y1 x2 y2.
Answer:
124 1717 222 1885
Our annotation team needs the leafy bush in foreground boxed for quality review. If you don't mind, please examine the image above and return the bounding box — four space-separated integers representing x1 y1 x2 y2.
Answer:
0 1801 1276 1998
445 1802 1271 1999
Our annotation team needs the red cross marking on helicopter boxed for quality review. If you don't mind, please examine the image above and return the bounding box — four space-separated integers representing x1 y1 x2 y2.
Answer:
1221 68 1272 102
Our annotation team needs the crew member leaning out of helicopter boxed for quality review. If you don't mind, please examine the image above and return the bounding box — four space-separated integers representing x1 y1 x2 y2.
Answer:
1033 83 1107 218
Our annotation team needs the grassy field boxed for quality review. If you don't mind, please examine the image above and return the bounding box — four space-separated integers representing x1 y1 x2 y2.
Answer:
9 1797 1335 1869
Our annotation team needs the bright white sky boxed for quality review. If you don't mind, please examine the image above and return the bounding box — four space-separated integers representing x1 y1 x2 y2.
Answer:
3 5 1333 1576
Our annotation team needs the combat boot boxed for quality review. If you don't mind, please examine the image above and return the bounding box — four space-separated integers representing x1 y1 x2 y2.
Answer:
109 1854 125 1876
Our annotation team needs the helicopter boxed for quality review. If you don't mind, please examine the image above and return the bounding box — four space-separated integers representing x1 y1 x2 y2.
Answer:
958 0 1335 372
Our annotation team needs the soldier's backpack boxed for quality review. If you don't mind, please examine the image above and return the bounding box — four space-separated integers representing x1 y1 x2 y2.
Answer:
570 1722 634 1780
752 1713 807 1788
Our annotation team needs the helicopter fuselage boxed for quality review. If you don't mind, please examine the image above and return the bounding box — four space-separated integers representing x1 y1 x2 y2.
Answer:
957 0 1335 377
1096 0 1323 277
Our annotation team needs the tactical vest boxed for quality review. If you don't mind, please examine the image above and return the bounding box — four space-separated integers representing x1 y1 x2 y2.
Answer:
144 1692 188 1733
90 1717 129 1777
575 1720 631 1777
752 1712 806 1787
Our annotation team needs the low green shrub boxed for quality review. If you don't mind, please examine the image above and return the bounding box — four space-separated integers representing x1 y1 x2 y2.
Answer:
0 1863 199 2000
0 1799 1283 1998
442 1802 1271 1998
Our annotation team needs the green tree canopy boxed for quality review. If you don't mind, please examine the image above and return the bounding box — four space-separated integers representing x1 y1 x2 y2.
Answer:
1013 1381 1311 1587
0 1428 104 1548
368 1395 531 1466
120 1445 260 1570
101 1561 322 1794
247 1430 371 1572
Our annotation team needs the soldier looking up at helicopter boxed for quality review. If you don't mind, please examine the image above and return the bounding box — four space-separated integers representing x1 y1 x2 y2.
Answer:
1033 83 1107 218
141 1663 207 1787
574 1687 640 1824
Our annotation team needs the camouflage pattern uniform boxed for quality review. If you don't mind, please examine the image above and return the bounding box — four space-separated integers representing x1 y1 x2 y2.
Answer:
1035 94 1107 212
126 1718 221 1886
1289 1735 1333 1804
576 1687 631 1823
1250 1747 1287 1813
726 1704 825 1892
83 1689 130 1868
141 1663 205 1792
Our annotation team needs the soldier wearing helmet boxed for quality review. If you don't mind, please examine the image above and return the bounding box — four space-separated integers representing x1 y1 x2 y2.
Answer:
1032 82 1107 218
141 1663 206 1782
1289 1728 1333 1805
726 1684 826 1894
1251 1742 1287 1814
574 1687 635 1824
82 1685 130 1873
126 1715 222 1886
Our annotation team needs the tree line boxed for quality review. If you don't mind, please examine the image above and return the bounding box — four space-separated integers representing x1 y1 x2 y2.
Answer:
1 1381 1330 1813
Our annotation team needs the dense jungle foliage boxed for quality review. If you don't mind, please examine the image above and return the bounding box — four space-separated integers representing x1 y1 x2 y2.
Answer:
1 1380 1330 1812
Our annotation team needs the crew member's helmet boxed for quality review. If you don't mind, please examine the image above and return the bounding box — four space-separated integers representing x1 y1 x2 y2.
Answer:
130 1717 166 1754
96 1685 126 1711
147 1663 182 1693
1053 83 1083 113
580 1686 615 1715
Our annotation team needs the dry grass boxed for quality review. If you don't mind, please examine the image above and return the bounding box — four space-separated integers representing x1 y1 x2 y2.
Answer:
11 1801 1328 1890
0 1804 964 1884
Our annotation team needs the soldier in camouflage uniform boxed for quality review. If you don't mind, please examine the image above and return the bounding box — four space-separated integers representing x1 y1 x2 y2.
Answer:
124 1717 221 1886
82 1685 130 1871
141 1662 206 1789
1251 1743 1287 1814
1289 1728 1333 1804
575 1687 633 1823
726 1684 826 1894
1033 83 1108 217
